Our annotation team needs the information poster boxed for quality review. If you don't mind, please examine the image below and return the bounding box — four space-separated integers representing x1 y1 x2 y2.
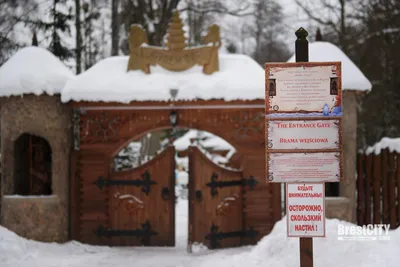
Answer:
267 152 341 183
265 63 341 114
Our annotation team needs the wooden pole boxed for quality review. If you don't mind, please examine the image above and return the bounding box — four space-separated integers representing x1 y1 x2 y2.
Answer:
295 27 313 267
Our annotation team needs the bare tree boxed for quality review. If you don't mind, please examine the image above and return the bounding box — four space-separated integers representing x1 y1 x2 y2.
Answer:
115 0 253 54
249 0 289 63
354 0 400 147
294 0 361 53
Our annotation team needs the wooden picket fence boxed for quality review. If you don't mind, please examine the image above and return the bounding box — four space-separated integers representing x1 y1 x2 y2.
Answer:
357 149 400 229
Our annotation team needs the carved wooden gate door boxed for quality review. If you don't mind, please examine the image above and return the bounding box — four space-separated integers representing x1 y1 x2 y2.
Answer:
188 146 258 250
93 146 175 246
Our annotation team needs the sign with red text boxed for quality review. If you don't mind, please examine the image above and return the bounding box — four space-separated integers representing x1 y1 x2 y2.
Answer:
265 62 342 114
286 183 325 237
267 152 341 183
267 119 340 150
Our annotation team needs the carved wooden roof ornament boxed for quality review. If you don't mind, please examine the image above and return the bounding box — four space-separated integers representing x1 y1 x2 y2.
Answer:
127 10 221 75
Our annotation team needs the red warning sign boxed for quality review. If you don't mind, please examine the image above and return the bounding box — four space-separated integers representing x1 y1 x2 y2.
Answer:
286 183 325 237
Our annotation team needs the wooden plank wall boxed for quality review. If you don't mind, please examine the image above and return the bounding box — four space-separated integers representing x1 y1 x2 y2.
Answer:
357 149 400 229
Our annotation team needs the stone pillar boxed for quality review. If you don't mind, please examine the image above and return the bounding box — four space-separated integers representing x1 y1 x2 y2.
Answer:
341 90 358 223
0 94 72 242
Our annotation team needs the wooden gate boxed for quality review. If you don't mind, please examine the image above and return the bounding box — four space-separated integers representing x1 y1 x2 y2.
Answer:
188 146 258 250
93 146 176 246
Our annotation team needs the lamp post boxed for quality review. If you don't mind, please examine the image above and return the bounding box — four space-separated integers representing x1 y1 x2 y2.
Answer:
169 111 178 127
169 88 179 143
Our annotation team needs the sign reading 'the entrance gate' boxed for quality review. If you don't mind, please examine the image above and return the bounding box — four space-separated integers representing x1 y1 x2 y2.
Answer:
267 119 340 150
287 183 325 237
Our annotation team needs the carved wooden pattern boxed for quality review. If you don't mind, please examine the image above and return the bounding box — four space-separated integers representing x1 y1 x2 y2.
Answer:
216 194 240 216
231 111 264 140
79 108 265 149
114 192 144 213
127 11 220 75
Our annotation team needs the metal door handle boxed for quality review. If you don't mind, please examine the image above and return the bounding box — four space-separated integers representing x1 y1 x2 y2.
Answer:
161 187 170 200
195 190 202 202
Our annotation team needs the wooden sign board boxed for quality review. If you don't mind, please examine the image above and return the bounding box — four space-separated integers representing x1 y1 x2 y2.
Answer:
267 152 341 183
265 61 343 183
286 183 325 237
265 62 342 114
266 117 341 150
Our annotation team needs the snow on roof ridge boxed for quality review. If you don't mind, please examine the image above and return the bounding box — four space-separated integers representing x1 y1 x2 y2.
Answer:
61 53 265 103
287 41 372 92
0 46 74 97
365 137 400 155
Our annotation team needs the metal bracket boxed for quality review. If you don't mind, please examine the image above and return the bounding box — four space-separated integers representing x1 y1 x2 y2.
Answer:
206 173 258 197
93 170 157 195
94 220 157 245
72 109 80 150
205 223 259 249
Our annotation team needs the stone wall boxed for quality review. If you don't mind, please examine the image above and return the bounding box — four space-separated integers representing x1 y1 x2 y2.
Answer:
326 197 351 222
0 94 72 242
1 196 66 242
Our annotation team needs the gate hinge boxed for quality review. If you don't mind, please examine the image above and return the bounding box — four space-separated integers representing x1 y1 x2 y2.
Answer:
94 220 158 245
93 170 156 195
206 173 258 197
205 223 259 249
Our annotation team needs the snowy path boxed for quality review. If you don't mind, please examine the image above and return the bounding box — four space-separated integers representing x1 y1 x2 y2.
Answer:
1 198 399 267
0 199 253 267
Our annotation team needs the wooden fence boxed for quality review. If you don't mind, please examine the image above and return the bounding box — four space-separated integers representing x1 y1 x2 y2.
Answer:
357 149 400 229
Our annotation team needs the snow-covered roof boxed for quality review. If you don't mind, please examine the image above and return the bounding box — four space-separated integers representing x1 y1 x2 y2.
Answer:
365 137 400 155
0 46 74 97
61 54 265 103
288 42 372 91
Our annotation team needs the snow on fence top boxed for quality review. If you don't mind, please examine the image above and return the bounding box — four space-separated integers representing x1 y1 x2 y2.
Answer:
0 46 74 97
365 137 400 155
61 54 265 103
288 41 372 92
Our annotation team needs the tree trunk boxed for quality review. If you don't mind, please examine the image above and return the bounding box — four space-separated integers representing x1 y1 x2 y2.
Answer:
339 0 346 53
111 0 120 55
75 0 82 74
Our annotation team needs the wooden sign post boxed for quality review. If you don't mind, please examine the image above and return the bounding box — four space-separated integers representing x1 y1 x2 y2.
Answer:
265 28 343 267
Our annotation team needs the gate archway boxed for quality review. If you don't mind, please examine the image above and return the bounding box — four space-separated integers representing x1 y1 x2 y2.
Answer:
70 102 281 247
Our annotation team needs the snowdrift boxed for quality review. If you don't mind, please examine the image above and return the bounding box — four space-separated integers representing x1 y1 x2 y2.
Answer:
1 216 399 267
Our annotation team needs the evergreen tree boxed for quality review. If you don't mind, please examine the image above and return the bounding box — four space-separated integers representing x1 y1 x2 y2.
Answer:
48 0 73 60
81 1 101 70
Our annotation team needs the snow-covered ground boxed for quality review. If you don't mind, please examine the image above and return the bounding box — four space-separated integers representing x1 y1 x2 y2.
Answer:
1 195 399 267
